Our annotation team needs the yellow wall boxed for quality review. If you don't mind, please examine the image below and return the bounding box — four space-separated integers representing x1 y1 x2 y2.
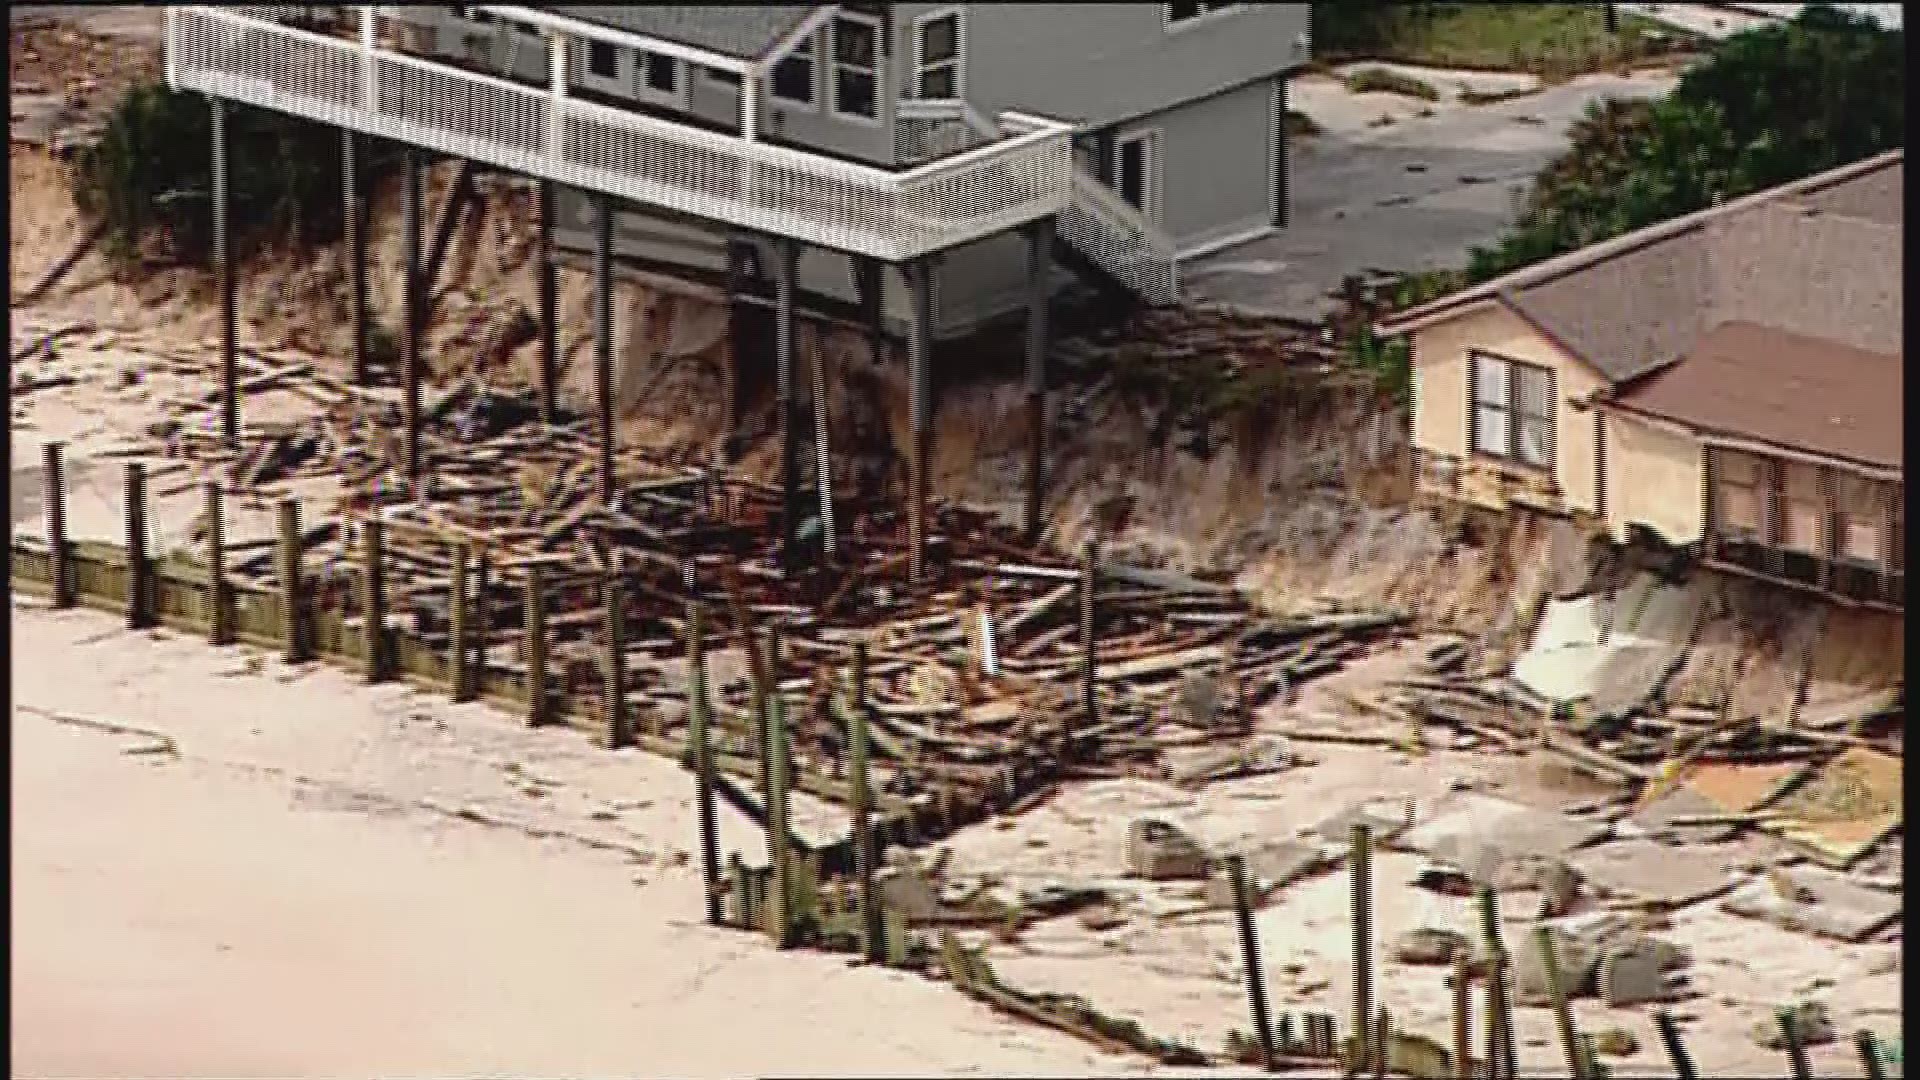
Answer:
1407 303 1608 515
1606 412 1706 545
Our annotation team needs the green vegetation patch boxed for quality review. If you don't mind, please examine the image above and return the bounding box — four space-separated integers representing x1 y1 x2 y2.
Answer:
1314 3 1691 77
1343 66 1441 101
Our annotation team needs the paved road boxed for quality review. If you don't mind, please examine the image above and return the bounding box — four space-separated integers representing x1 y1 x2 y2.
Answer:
1182 68 1677 321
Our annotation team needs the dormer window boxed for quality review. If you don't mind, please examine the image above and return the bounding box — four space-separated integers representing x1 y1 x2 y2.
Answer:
771 32 817 107
831 12 881 120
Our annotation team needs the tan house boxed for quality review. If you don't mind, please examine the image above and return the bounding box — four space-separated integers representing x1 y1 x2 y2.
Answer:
1378 150 1903 611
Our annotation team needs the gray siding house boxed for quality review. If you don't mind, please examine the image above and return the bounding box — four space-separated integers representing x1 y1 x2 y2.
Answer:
388 3 1311 336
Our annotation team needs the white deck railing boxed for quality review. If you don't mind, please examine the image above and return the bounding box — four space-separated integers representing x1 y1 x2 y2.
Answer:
166 6 1073 263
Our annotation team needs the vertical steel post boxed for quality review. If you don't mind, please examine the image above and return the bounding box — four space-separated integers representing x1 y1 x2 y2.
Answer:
1021 216 1052 543
211 98 238 449
594 192 616 508
535 178 559 424
401 147 423 493
44 442 73 609
1227 854 1278 1072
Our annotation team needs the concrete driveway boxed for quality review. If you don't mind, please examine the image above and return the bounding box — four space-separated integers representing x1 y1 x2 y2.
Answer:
1181 66 1678 322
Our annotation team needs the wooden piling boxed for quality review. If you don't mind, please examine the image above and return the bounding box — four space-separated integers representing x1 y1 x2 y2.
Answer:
1856 1030 1888 1080
1478 888 1518 1080
767 693 795 949
276 498 303 662
449 543 473 701
727 851 748 928
1653 1010 1699 1080
687 601 722 925
1226 853 1277 1072
361 516 387 682
44 443 73 609
1350 822 1375 1073
1451 952 1472 1080
124 461 152 630
203 480 230 645
1778 1008 1814 1080
751 626 778 797
524 564 549 726
602 555 630 748
1536 925 1589 1080
848 639 882 963
1078 540 1098 757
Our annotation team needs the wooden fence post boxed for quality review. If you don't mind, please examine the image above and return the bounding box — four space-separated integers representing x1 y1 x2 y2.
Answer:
1227 853 1277 1072
848 638 883 963
524 564 549 726
602 555 630 748
276 498 304 662
687 600 722 926
44 442 74 609
204 481 231 645
361 516 387 682
1351 822 1375 1074
449 543 473 701
125 461 153 629
767 692 795 949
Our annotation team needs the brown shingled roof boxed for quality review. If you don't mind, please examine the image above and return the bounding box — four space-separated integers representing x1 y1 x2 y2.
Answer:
1608 321 1903 471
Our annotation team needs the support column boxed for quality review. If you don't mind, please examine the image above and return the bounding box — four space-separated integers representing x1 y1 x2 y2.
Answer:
722 239 747 456
450 542 473 701
856 255 886 365
602 554 630 749
1021 216 1053 544
125 462 153 630
204 480 230 645
344 130 371 386
594 192 616 509
524 564 550 727
211 97 238 449
361 516 386 682
535 179 559 424
277 499 305 663
687 601 722 925
904 258 933 584
44 442 73 609
402 147 424 494
1273 76 1290 229
774 235 799 570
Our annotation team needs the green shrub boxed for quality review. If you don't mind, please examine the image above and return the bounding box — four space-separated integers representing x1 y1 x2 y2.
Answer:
1344 66 1441 101
73 82 402 267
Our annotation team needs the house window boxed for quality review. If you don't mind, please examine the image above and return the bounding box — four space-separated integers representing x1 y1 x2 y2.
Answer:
586 39 617 79
831 12 882 120
1166 3 1241 26
1837 473 1894 566
772 33 816 106
1779 462 1825 555
1711 449 1766 541
913 10 962 100
635 51 685 106
1113 130 1160 219
1468 351 1555 469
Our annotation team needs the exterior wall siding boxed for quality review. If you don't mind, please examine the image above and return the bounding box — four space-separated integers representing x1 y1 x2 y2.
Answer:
1406 303 1606 517
1122 77 1274 252
1606 413 1707 545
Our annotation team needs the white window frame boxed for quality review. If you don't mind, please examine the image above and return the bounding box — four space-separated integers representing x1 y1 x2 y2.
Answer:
1164 3 1244 31
1112 129 1163 223
770 30 819 110
829 10 884 125
911 8 964 101
1467 350 1556 471
633 49 688 110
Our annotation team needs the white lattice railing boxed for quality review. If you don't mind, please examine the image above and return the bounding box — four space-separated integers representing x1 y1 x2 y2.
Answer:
166 6 1072 262
998 113 1179 306
895 99 995 167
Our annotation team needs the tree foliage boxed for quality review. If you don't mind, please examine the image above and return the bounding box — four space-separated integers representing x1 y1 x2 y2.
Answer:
73 83 401 266
1465 4 1902 283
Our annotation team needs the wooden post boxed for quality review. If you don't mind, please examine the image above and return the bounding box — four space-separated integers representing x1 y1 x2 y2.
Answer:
1078 540 1098 757
593 192 616 509
751 626 778 797
1227 853 1277 1072
276 499 303 662
774 234 799 570
344 130 370 386
767 693 795 949
1653 1011 1698 1080
524 564 549 726
1479 888 1518 1080
211 98 239 448
44 442 74 609
1856 1030 1888 1080
1350 822 1375 1073
1372 1007 1390 1080
1021 215 1052 544
203 480 230 645
473 551 491 691
602 555 630 748
449 543 473 701
402 147 424 494
904 257 932 584
124 461 153 629
687 601 722 925
535 178 559 425
361 516 387 681
1537 926 1589 1080
1450 952 1472 1080
848 639 883 963
727 851 748 928
1778 1008 1814 1080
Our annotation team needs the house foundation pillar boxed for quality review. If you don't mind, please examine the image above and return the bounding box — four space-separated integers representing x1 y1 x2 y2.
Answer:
594 192 616 508
401 147 424 494
535 178 559 424
904 258 934 584
211 97 238 449
774 235 800 571
344 130 371 386
1022 215 1053 543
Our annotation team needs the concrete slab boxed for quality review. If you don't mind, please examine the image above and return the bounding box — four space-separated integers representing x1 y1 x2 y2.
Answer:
1722 867 1904 942
1568 837 1734 907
